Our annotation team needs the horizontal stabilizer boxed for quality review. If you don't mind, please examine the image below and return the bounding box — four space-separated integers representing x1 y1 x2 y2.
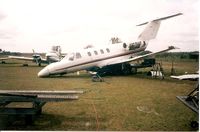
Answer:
137 13 183 26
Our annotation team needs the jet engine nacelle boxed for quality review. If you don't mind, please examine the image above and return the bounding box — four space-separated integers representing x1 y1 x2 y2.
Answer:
128 41 147 50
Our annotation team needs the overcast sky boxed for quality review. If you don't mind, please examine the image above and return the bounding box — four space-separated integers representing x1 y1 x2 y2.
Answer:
0 0 199 53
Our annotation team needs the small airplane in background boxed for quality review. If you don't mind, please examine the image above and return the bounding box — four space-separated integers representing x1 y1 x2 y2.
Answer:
8 46 65 66
38 13 182 77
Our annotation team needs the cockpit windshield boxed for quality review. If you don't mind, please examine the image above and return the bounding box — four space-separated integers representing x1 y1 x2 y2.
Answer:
63 53 75 61
62 52 82 61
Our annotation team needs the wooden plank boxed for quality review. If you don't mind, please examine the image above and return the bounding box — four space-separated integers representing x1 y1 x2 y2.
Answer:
0 90 84 95
37 95 79 100
0 95 79 103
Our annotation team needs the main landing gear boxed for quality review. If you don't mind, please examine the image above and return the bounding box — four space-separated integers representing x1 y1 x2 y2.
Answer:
92 73 104 82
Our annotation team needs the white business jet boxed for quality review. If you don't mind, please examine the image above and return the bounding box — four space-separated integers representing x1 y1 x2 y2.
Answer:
38 13 182 77
8 46 64 66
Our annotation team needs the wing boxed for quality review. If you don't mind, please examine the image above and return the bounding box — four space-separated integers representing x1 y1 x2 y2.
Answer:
8 56 34 61
106 46 177 66
8 55 49 63
0 57 9 60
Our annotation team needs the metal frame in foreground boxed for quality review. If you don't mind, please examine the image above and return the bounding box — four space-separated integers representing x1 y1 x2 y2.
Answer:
0 90 83 124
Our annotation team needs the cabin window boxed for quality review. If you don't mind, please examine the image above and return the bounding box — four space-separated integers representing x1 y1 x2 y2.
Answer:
76 52 82 59
100 49 104 54
87 52 91 56
106 48 110 53
94 51 98 55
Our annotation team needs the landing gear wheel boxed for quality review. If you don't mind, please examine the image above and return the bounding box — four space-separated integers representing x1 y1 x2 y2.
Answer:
92 74 104 82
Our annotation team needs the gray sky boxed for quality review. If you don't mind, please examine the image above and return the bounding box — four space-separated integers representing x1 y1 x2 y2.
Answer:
0 0 199 53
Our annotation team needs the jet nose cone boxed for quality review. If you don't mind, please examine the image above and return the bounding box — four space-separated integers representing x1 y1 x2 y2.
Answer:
38 68 50 77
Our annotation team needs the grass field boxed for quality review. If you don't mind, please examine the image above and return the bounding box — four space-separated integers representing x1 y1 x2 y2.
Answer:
0 59 198 131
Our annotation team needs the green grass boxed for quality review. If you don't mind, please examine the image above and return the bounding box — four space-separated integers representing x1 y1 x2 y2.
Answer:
0 59 198 131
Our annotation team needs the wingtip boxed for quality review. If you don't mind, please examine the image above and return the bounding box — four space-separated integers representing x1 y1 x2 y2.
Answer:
136 13 183 26
136 22 148 26
173 13 183 17
177 13 183 15
168 46 180 50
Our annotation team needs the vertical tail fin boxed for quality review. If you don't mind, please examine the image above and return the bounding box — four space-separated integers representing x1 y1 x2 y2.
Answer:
137 13 182 41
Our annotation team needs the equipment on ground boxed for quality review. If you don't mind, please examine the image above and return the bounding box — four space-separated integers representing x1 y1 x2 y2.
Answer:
0 90 83 124
176 84 199 128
